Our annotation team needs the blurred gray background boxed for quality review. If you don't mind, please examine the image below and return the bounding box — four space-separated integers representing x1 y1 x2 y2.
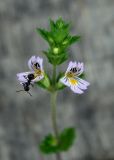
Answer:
0 0 114 160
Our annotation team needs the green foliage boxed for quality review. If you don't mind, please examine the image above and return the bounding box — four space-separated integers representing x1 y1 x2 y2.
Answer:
68 35 81 45
59 127 76 151
36 17 80 65
39 134 59 154
56 72 66 90
79 73 85 79
43 50 68 65
36 73 51 90
39 127 76 154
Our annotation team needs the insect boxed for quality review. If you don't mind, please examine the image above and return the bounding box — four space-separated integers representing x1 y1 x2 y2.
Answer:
34 62 40 69
17 58 44 96
16 73 35 96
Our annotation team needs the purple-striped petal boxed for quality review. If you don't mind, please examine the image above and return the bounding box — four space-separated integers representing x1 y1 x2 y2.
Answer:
70 85 84 94
60 76 70 87
28 56 43 71
66 61 74 73
77 77 90 87
77 62 84 76
36 56 43 71
28 56 36 71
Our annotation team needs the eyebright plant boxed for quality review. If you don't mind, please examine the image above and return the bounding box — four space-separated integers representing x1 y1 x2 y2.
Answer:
16 18 90 160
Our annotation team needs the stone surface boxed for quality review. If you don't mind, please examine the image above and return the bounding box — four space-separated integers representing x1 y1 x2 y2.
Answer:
0 0 114 160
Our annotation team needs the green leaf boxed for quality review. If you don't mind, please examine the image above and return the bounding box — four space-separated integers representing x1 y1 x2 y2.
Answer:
69 36 81 45
79 73 85 79
56 81 66 90
36 28 49 41
56 73 66 90
49 19 56 32
39 134 59 154
39 127 76 154
36 73 51 90
59 127 76 151
36 18 81 65
56 72 65 82
56 17 64 29
43 50 68 65
53 30 68 44
36 28 55 45
55 17 70 30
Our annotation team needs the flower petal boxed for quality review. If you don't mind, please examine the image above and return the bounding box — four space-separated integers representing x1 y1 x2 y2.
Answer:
66 61 84 77
32 74 44 82
77 81 87 90
61 61 89 94
60 76 70 87
77 77 90 87
17 72 33 83
77 62 84 76
28 56 36 71
66 61 75 73
70 85 84 94
36 56 43 71
28 56 43 71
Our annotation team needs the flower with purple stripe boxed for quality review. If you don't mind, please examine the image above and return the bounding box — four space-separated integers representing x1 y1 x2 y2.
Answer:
60 61 90 94
17 56 44 85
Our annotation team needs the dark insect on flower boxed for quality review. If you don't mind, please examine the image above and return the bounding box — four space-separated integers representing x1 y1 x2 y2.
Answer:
16 73 35 96
16 56 44 96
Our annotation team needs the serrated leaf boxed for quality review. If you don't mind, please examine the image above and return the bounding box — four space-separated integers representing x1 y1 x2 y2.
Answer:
50 27 68 44
37 28 49 40
59 127 76 151
56 17 64 29
69 36 81 45
37 28 55 45
36 18 81 65
43 50 68 65
49 19 56 32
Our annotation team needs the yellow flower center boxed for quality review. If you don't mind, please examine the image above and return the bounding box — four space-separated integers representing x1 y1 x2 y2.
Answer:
66 71 76 78
34 69 42 78
69 78 78 85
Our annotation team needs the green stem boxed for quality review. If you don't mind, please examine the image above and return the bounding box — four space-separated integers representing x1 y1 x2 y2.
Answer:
50 65 62 160
51 91 58 138
52 65 56 85
50 92 62 160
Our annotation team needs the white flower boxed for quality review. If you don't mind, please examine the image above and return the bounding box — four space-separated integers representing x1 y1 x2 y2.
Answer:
28 56 43 72
60 61 90 94
17 56 44 84
17 71 33 84
27 55 44 82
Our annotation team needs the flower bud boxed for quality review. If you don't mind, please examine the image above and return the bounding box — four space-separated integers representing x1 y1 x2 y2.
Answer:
53 47 59 54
